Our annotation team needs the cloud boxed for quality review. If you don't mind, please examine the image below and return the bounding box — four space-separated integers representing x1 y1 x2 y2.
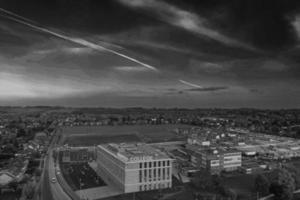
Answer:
0 7 36 24
0 72 111 99
1 8 159 72
33 47 97 57
178 79 228 92
179 79 204 88
166 86 228 95
186 86 228 92
188 59 226 74
261 60 289 72
292 15 300 40
116 0 256 51
114 66 148 72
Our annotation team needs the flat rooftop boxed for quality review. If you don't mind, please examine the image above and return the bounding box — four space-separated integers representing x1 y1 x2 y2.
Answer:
99 143 171 162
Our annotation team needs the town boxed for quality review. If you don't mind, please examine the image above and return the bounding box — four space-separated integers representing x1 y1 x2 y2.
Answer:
1 0 300 199
0 107 300 200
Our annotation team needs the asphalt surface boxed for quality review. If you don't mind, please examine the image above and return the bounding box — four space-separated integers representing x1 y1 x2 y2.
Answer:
49 150 72 200
40 131 72 200
41 153 54 200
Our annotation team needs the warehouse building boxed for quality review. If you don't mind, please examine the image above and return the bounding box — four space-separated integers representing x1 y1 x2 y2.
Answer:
96 143 173 193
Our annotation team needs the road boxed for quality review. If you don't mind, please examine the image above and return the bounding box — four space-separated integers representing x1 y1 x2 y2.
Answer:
40 130 72 200
48 150 72 200
40 151 54 200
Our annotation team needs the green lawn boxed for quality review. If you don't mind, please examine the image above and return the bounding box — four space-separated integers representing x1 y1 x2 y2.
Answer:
62 125 190 145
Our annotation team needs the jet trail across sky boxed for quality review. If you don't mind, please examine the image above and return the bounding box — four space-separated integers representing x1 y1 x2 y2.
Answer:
0 7 36 24
0 8 224 90
0 8 159 72
179 80 203 88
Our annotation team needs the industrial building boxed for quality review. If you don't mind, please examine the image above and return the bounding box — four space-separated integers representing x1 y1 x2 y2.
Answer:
95 143 173 193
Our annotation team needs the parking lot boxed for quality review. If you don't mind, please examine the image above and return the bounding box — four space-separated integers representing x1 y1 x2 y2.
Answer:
60 162 106 191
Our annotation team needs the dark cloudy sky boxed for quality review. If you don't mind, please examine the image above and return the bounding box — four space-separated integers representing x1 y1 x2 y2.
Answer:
0 0 299 108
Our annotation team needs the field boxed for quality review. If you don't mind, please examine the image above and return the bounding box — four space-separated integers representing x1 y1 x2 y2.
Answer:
61 125 190 146
64 134 141 146
60 163 106 191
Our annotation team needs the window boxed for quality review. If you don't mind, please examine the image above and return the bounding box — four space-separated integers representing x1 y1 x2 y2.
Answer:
139 185 143 191
158 161 161 167
163 161 165 167
144 162 147 168
149 169 152 181
224 158 233 162
167 160 170 166
149 162 152 168
139 170 142 183
158 168 161 180
140 163 142 168
144 170 147 182
167 168 170 179
162 168 165 180
154 161 156 167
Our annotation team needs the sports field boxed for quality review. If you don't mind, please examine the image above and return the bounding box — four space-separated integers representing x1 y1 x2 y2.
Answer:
62 125 190 146
64 134 141 146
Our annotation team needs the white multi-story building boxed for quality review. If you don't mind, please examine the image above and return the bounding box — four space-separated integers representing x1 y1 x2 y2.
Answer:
189 146 241 174
96 143 173 193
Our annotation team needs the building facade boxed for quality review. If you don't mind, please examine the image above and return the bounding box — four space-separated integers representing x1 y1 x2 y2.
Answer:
221 151 242 171
60 146 96 163
190 147 241 174
96 143 173 193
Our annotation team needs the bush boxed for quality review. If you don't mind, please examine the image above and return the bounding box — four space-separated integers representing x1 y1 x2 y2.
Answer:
254 174 270 197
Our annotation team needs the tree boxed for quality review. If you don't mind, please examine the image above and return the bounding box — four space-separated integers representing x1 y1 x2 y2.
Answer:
270 182 293 200
8 181 18 191
191 170 227 197
219 185 237 200
191 170 214 191
21 179 36 200
254 174 270 197
269 169 295 200
284 164 300 189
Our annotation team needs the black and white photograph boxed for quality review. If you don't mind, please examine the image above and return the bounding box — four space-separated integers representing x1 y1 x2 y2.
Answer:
0 0 300 200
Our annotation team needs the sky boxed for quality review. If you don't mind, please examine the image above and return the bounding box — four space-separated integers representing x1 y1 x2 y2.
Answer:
0 0 299 108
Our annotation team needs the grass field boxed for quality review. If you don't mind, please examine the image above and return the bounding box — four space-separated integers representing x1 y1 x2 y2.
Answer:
62 125 190 145
64 134 141 146
60 163 106 191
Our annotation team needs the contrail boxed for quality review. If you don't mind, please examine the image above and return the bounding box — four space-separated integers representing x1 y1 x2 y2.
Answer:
179 79 203 88
0 8 159 72
0 8 36 24
0 8 223 90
